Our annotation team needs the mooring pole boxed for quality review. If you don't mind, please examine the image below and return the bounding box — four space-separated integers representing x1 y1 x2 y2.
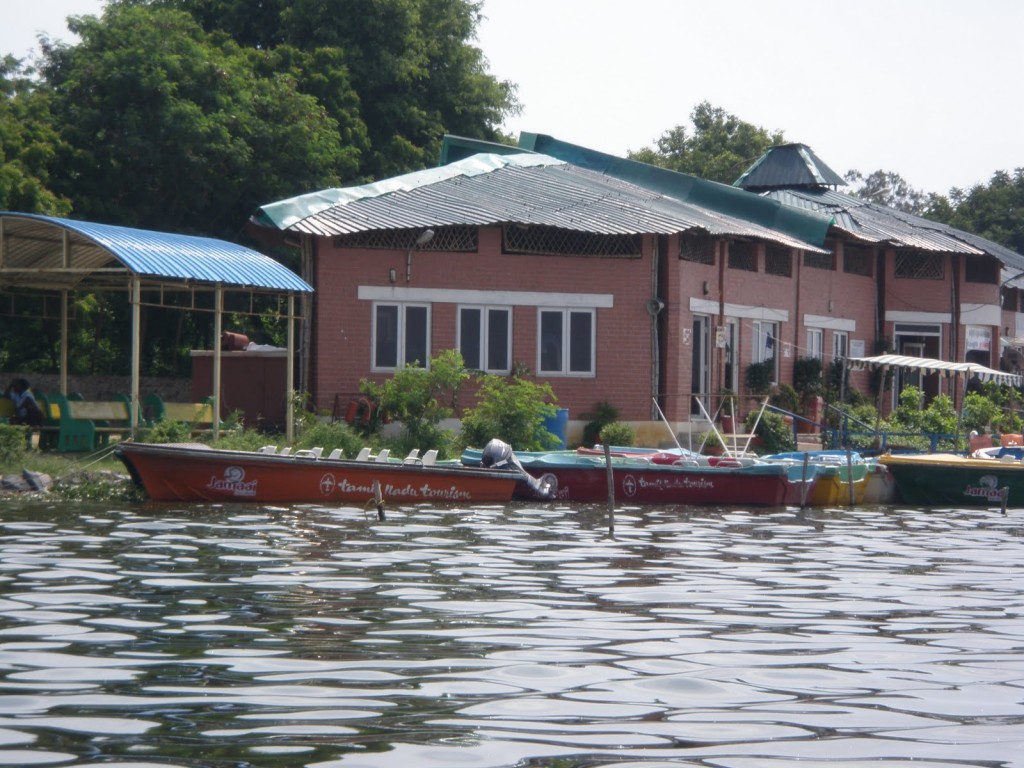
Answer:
373 479 385 521
604 442 615 534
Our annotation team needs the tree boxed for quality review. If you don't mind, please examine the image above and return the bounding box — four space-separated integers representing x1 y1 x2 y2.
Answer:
928 169 1024 254
144 0 520 180
40 3 350 240
843 169 935 215
627 101 785 184
0 56 71 216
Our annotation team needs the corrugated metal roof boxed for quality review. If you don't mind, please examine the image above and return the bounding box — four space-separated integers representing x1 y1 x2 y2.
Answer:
759 188 1024 270
254 153 829 253
734 143 847 189
0 213 312 293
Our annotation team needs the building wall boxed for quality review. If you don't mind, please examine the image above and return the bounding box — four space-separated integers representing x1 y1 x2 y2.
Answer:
309 226 657 423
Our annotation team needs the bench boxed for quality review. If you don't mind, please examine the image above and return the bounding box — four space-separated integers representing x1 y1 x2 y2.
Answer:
144 394 219 435
42 392 134 452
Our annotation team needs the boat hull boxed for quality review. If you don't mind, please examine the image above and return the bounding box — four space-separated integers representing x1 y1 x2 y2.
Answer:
464 449 795 505
881 452 1024 507
116 442 520 504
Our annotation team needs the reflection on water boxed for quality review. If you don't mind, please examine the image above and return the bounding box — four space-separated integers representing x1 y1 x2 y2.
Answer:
0 499 1022 767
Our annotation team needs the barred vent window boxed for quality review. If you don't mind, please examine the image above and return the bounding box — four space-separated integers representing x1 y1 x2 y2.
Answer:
728 241 757 272
333 226 477 252
965 256 999 284
895 250 943 279
804 251 835 270
765 246 792 277
843 244 873 277
680 235 715 264
503 225 641 257
1003 288 1018 312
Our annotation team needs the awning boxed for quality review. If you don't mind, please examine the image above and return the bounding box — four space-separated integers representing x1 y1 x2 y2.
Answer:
846 354 1021 387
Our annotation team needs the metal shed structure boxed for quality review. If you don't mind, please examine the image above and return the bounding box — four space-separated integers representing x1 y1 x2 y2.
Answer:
0 212 312 441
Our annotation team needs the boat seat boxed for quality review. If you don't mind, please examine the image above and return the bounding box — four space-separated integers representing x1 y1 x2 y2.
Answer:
278 447 292 456
327 448 343 460
374 448 391 463
258 445 277 454
421 449 438 465
295 447 323 459
404 449 420 463
355 447 371 461
1001 454 1017 463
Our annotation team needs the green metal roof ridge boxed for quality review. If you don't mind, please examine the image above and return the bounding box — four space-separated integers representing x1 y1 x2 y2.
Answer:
516 133 834 247
255 152 560 230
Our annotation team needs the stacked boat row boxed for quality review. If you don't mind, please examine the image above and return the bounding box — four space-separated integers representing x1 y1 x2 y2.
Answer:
115 439 1024 508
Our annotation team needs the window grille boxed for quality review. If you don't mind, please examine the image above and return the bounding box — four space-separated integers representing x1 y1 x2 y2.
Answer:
843 244 873 277
765 246 792 277
680 235 714 264
503 225 640 257
1002 287 1018 312
964 256 999 284
334 226 477 252
803 251 835 270
894 250 943 279
727 241 757 272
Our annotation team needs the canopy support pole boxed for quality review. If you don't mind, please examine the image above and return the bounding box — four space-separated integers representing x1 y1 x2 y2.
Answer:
130 276 141 433
213 286 223 442
60 289 68 395
286 293 295 443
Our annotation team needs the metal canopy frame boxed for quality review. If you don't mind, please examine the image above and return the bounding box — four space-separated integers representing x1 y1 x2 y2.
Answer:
0 213 312 443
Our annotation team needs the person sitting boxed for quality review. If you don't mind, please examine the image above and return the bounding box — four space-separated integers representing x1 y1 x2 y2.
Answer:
5 378 44 427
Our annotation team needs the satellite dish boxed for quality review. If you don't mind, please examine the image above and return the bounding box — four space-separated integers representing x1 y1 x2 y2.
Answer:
645 297 665 316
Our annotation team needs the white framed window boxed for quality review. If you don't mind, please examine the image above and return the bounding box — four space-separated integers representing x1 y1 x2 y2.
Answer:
459 306 511 374
372 302 430 370
807 328 823 359
752 319 779 382
538 308 595 376
832 330 849 361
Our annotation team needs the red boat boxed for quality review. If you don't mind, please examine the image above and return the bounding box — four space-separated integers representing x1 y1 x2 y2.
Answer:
115 442 522 504
465 443 803 506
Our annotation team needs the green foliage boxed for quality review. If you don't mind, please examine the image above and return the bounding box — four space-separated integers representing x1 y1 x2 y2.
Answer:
844 169 930 215
360 349 469 452
961 392 1002 433
581 400 619 447
770 383 800 415
144 418 192 444
459 373 559 452
0 424 29 464
744 410 796 455
745 360 774 393
792 356 823 401
292 419 366 458
627 101 785 184
599 421 634 447
930 168 1024 254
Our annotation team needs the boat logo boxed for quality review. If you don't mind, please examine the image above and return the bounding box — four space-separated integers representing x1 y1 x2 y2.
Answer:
963 474 1004 502
623 474 637 497
207 466 258 497
320 473 336 495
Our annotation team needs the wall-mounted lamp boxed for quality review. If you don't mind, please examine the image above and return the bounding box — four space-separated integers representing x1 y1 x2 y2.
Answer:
388 268 397 284
405 228 436 282
702 280 709 296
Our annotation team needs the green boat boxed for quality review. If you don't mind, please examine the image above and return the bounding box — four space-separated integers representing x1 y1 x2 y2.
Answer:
880 452 1024 507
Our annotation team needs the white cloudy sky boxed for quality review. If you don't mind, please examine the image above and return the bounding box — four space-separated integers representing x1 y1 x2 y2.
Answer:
4 0 1022 195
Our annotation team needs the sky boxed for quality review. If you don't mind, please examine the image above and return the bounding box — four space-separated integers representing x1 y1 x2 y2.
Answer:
3 0 1022 195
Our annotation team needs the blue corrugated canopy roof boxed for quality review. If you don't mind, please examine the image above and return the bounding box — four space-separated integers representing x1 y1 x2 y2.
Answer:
0 212 312 293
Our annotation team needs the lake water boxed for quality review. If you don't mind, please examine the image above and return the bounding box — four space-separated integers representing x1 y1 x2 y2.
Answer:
0 498 1022 767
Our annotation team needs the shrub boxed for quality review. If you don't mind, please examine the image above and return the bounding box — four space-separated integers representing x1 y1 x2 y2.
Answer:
599 421 634 447
744 410 795 454
770 383 800 415
0 424 28 465
745 361 774 393
360 349 468 451
459 372 559 451
581 400 618 447
792 356 823 400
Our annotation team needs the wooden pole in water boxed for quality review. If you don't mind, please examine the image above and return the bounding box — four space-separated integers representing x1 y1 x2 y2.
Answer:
604 442 615 534
373 479 385 521
1001 486 1009 515
846 448 855 507
800 453 810 508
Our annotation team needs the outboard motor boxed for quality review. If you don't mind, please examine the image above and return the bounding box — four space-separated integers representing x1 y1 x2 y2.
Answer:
481 438 554 499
